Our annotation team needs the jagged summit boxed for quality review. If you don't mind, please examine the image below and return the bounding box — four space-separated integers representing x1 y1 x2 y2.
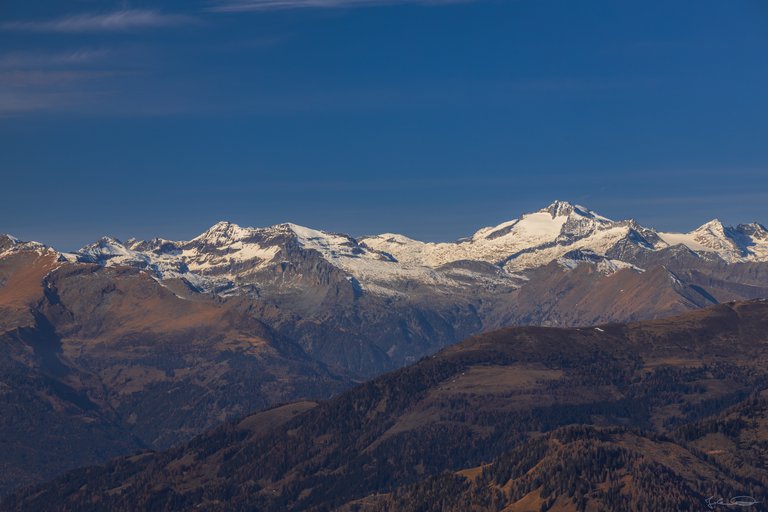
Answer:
191 220 254 246
0 233 20 243
539 199 609 221
81 236 125 250
538 200 612 220
658 217 768 262
737 222 768 240
0 234 51 257
693 218 727 236
189 220 335 248
541 199 575 217
0 234 20 253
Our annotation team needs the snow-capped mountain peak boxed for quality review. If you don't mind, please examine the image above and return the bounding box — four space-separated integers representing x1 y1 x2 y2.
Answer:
0 234 21 254
77 236 155 268
0 234 59 259
688 219 744 256
81 236 127 253
285 223 364 258
658 217 768 262
361 201 647 273
693 218 726 236
540 200 611 222
542 199 575 218
479 201 615 244
191 221 255 247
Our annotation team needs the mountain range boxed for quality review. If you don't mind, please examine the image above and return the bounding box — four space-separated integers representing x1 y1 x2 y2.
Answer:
69 200 768 296
1 200 768 498
7 200 768 377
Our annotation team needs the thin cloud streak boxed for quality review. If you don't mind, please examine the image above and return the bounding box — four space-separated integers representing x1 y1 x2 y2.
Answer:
2 10 195 33
0 90 80 116
0 48 117 116
210 0 472 12
0 70 117 87
0 50 109 70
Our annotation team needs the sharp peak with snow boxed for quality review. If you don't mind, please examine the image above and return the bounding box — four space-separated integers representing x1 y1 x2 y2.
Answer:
538 200 609 220
0 233 48 250
0 233 60 261
690 218 768 236
693 218 727 231
190 220 333 242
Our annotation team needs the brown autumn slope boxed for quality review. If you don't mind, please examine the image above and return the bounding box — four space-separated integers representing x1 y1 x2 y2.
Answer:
0 249 350 497
5 299 768 511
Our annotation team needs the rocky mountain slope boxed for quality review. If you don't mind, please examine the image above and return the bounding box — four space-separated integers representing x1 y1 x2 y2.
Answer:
5 300 768 511
0 245 349 497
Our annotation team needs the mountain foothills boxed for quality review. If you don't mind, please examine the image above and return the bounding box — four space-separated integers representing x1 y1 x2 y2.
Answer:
5 300 768 512
1 201 768 497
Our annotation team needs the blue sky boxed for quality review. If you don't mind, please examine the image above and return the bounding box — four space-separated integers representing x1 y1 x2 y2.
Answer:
1 0 767 249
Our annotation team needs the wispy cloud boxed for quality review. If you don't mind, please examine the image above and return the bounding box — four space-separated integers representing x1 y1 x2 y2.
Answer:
0 91 58 115
0 69 115 87
2 9 195 33
210 0 471 12
0 49 109 69
0 48 116 116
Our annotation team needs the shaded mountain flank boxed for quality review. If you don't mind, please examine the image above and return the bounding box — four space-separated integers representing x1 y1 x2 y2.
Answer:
5 300 768 511
0 248 349 496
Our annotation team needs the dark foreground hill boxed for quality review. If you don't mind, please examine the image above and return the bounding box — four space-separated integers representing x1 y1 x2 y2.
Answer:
5 300 768 511
370 423 767 512
371 393 768 511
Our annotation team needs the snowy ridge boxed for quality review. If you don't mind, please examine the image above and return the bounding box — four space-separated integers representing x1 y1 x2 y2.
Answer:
3 201 767 298
70 221 480 297
659 220 768 262
360 201 663 271
0 234 57 259
363 201 768 272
